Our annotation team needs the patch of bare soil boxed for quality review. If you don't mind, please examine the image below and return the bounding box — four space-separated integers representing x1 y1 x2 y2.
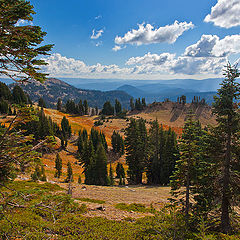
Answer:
60 183 170 220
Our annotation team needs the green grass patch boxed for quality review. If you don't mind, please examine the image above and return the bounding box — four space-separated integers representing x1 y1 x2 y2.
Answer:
5 180 63 192
76 197 105 204
1 181 240 239
115 203 156 213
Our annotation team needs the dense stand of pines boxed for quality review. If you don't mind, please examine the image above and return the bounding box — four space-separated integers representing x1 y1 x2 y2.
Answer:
0 83 31 114
77 127 110 185
125 118 179 185
130 97 146 111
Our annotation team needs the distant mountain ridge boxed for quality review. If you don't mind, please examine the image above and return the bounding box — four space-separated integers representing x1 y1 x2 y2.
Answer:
60 77 222 104
9 78 132 108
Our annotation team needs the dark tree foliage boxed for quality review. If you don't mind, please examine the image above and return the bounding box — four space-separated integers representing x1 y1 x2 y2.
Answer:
130 98 147 111
210 64 240 233
16 107 58 140
116 162 125 179
83 100 88 115
0 0 53 82
54 153 62 178
61 116 71 139
64 99 88 116
130 98 134 111
0 99 9 114
65 161 73 183
0 82 12 100
12 85 28 104
78 128 109 186
60 116 71 149
93 143 109 185
147 120 179 185
38 97 46 108
90 127 108 152
77 128 88 154
170 116 203 221
111 131 124 155
102 101 114 115
125 118 148 184
115 99 122 115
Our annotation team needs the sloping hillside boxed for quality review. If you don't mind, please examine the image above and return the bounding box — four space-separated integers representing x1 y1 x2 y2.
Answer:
10 78 132 109
131 101 216 128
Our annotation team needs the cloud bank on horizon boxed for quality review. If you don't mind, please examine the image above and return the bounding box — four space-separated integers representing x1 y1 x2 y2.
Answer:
41 0 240 80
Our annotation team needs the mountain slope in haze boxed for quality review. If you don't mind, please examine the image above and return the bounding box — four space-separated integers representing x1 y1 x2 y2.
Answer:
117 84 216 104
61 78 222 92
10 78 132 108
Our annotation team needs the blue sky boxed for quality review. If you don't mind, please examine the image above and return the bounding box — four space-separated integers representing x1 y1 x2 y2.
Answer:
25 0 240 80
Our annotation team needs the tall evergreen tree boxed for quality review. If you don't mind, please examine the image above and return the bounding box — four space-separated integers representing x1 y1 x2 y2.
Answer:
12 85 27 104
38 97 46 108
211 63 240 233
83 100 88 115
125 118 147 184
111 131 124 155
116 162 125 179
130 98 134 111
54 153 62 178
102 101 114 115
115 99 122 115
170 116 202 221
65 161 73 183
94 143 109 185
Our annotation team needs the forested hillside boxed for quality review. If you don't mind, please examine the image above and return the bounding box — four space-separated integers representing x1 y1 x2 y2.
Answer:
10 78 132 109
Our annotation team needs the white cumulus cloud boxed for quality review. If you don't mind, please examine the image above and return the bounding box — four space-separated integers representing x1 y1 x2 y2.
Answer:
184 34 240 58
115 21 194 46
112 45 126 52
126 52 175 65
42 53 132 77
204 0 240 28
91 29 104 40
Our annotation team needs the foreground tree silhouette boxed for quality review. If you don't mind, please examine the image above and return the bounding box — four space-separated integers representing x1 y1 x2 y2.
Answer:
212 63 240 233
0 0 53 82
0 0 53 182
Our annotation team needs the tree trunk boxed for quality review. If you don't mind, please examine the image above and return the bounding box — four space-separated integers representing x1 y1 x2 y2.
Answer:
221 124 231 233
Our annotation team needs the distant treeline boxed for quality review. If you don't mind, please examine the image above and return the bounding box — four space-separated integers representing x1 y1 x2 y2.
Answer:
0 82 32 114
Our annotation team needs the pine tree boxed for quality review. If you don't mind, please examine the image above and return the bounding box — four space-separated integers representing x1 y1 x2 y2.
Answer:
130 98 135 111
170 115 202 221
116 162 125 179
38 97 46 108
12 85 28 104
0 82 12 100
94 144 108 186
65 161 73 183
125 118 147 184
0 0 53 82
115 99 122 115
54 153 62 178
211 63 240 233
83 100 88 115
102 101 114 115
111 131 124 155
